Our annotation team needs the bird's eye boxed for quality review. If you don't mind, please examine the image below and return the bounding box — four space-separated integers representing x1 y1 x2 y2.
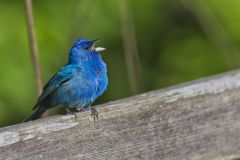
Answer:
84 46 91 50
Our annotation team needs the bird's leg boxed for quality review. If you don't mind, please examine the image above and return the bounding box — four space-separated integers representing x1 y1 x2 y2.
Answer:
66 108 78 120
91 107 98 123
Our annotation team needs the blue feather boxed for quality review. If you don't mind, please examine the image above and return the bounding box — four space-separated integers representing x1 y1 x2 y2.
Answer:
24 38 108 122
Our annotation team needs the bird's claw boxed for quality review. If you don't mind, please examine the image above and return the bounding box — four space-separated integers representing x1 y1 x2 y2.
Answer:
72 112 78 121
66 109 78 121
91 107 98 123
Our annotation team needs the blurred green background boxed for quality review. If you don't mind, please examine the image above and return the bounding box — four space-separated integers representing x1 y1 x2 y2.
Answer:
1 0 240 127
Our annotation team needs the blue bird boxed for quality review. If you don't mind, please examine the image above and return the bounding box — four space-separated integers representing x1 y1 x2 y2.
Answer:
24 38 108 122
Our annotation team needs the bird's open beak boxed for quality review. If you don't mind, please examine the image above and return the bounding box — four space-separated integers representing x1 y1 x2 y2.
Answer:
92 39 106 52
95 47 106 52
93 39 100 42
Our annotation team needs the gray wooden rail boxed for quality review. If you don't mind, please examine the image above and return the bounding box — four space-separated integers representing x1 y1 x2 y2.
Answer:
1 70 240 160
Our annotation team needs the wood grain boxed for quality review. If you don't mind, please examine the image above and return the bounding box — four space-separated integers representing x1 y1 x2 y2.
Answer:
1 70 240 160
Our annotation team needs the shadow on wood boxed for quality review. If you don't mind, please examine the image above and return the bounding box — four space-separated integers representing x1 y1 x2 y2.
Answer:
1 70 240 160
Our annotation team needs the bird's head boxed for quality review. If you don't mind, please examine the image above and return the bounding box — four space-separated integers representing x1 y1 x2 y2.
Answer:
69 38 105 64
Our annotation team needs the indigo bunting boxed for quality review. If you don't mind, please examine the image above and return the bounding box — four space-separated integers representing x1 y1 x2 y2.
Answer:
24 38 108 122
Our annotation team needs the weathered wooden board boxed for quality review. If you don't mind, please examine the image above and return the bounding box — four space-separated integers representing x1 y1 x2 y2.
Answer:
1 70 240 160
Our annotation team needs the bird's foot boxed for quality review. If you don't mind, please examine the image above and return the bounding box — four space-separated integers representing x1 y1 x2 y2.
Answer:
91 107 98 123
72 112 78 121
66 108 78 121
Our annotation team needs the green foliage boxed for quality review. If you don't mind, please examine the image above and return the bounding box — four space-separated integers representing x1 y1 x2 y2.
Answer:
0 0 239 126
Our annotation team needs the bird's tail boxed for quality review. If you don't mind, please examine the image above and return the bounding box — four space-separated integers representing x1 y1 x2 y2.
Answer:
23 105 48 122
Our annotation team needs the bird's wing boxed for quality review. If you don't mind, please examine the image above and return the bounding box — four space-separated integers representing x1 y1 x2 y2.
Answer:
33 65 79 110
